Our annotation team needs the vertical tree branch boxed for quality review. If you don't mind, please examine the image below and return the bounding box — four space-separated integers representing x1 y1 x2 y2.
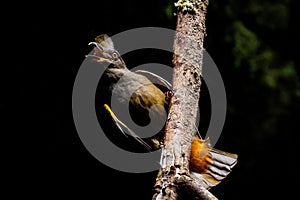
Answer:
152 0 216 199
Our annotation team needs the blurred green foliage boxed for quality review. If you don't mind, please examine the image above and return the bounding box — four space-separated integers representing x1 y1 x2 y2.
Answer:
225 0 300 126
232 21 261 68
247 1 290 30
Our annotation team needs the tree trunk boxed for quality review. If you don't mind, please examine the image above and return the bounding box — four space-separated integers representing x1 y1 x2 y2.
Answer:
152 0 216 199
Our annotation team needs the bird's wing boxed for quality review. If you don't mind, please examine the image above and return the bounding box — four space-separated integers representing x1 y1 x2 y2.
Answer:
134 70 172 91
103 104 152 151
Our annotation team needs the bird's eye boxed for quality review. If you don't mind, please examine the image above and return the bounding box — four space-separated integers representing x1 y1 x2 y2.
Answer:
112 52 118 59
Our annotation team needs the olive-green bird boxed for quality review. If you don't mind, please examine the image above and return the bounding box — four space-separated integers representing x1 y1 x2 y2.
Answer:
86 34 237 189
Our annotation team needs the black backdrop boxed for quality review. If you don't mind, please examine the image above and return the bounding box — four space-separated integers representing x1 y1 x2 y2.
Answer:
8 0 299 199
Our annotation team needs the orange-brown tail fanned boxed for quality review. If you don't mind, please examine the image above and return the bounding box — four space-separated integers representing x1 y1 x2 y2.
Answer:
190 137 238 189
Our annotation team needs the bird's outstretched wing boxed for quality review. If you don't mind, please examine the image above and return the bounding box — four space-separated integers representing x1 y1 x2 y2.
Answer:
103 104 152 151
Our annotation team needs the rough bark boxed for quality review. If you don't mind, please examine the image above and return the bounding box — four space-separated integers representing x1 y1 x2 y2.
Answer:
152 0 216 199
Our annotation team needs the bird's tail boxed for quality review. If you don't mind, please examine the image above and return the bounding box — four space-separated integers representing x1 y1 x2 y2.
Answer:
190 137 238 189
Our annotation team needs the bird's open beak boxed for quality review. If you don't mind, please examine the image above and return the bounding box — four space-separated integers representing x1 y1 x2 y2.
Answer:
88 42 103 51
86 42 109 63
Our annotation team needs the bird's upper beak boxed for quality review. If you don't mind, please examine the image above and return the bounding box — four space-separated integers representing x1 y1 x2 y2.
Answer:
88 42 103 51
86 42 110 63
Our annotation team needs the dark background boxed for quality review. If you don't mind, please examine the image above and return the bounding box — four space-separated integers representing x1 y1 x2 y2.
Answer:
8 0 299 199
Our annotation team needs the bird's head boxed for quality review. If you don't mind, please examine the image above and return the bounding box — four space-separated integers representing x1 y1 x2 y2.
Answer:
86 34 126 69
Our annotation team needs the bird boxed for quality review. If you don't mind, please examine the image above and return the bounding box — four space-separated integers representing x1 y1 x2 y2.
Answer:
86 34 238 189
